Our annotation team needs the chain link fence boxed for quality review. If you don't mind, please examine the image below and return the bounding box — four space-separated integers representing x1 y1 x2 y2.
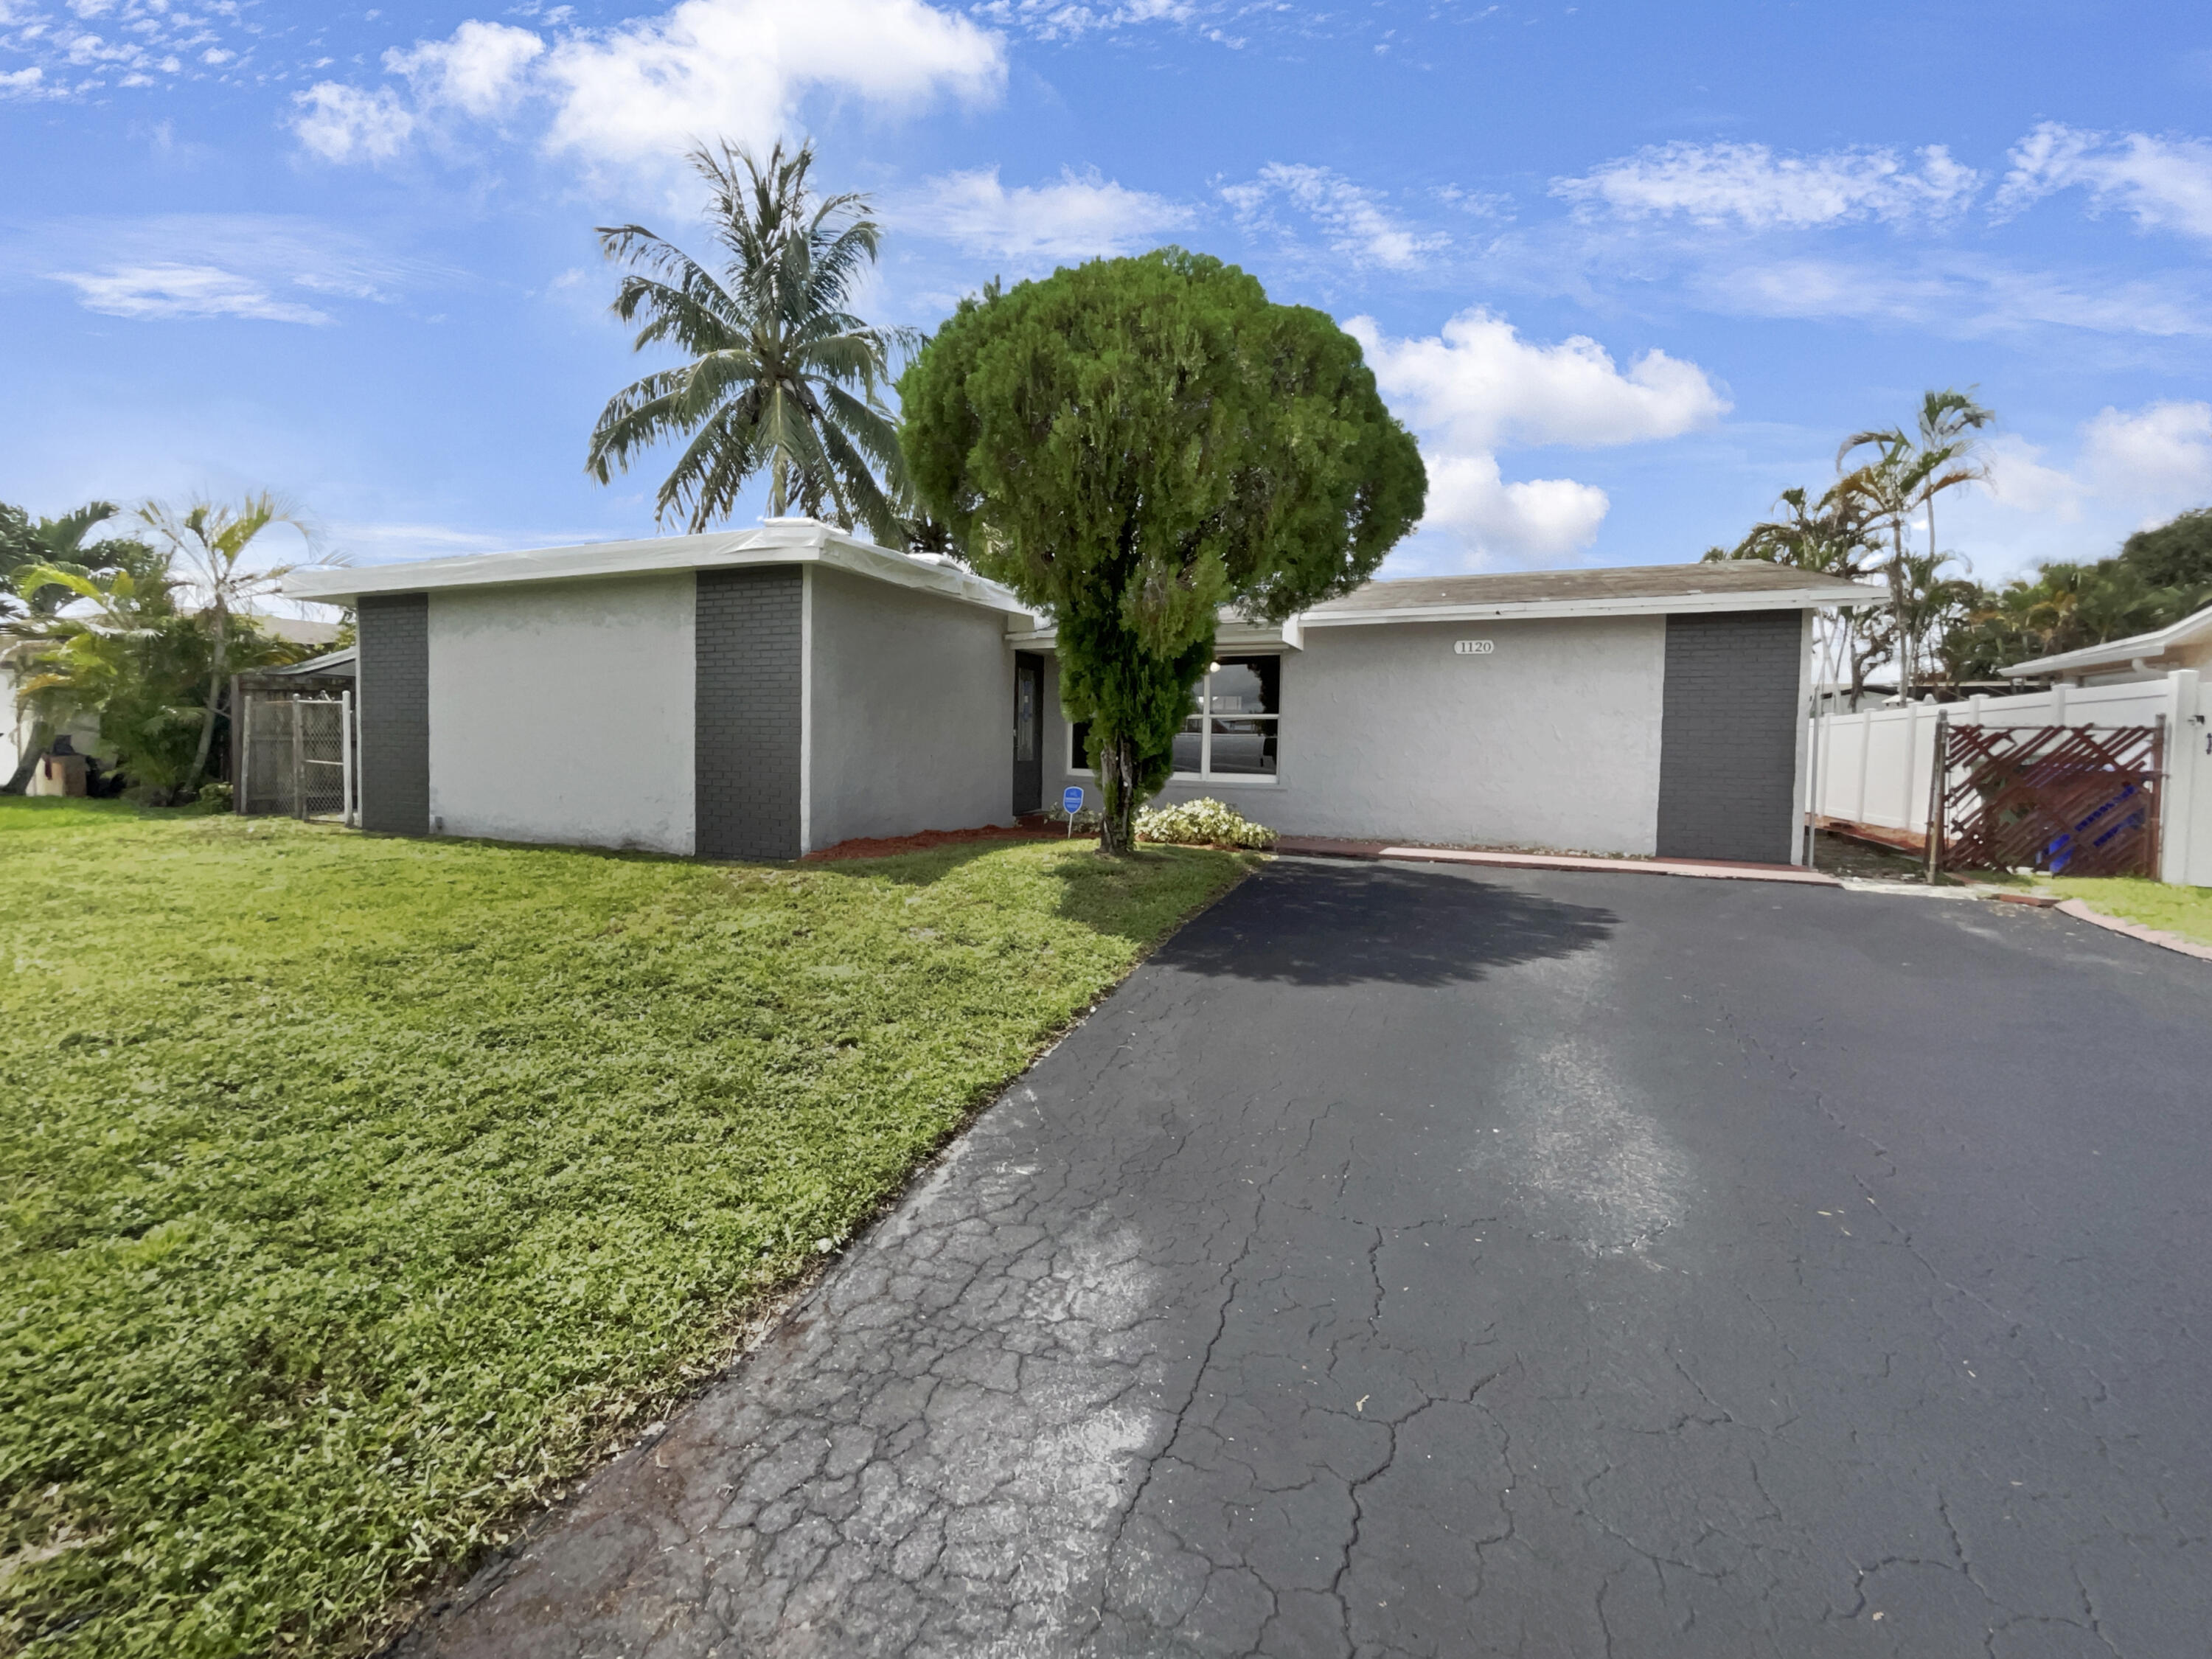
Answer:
237 690 355 822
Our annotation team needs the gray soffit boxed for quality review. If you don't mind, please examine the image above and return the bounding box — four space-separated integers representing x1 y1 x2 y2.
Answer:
1301 562 1884 627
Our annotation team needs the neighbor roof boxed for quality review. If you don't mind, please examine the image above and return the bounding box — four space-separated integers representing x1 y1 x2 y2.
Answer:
1301 561 1883 627
282 518 1036 619
2001 601 2212 678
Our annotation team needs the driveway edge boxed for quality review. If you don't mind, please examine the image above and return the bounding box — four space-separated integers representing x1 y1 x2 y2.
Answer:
2054 897 2212 963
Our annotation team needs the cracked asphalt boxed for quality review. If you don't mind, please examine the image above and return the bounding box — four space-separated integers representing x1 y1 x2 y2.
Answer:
393 857 2212 1658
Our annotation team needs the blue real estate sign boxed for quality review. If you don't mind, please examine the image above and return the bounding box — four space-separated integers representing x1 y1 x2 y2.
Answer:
1062 786 1084 815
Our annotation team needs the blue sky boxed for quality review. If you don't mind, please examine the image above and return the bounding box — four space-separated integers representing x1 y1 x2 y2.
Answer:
4 0 2210 593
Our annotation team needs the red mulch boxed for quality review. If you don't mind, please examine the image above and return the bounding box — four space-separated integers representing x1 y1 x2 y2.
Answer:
803 821 1097 861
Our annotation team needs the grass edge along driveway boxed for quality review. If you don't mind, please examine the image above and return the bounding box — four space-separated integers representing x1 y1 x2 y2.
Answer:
0 800 1256 1658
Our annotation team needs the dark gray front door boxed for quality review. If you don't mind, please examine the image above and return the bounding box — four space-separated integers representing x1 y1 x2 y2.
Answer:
1012 653 1043 816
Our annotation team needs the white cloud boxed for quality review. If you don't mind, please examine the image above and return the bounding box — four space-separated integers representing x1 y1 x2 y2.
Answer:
296 0 1004 173
1553 141 1978 228
1222 164 1447 271
1346 309 1725 565
1994 122 2212 243
1419 453 1610 560
0 0 255 93
1347 307 1728 451
386 19 543 116
969 0 1192 42
1970 404 2212 568
1980 434 2081 520
1693 254 2212 340
291 83 414 163
2081 401 2212 508
900 167 1190 262
540 0 1001 166
49 263 335 324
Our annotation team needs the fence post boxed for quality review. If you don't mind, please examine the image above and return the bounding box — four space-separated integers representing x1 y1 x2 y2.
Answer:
341 689 356 827
2164 670 2201 886
2150 714 2167 883
291 697 305 821
1924 711 1950 883
1854 711 1871 824
237 688 251 815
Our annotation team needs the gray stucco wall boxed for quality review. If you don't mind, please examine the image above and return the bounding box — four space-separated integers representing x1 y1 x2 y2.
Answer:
357 592 429 835
1655 609 1806 863
695 567 803 860
1040 614 1671 853
428 576 695 855
806 565 1012 851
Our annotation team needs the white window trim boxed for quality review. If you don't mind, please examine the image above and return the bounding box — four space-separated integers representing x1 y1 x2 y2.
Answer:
1065 655 1283 785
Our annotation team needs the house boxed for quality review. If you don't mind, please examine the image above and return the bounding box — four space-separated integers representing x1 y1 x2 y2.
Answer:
282 521 1880 866
2003 602 2212 687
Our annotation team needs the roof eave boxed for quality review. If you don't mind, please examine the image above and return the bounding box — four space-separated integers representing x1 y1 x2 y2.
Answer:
1301 585 1884 627
2002 602 2212 678
282 521 1035 619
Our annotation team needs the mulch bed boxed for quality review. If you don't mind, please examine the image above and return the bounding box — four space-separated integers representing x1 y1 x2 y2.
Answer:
803 821 1097 861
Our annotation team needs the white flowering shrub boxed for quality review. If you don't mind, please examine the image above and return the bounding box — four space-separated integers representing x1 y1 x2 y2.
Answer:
1134 797 1278 850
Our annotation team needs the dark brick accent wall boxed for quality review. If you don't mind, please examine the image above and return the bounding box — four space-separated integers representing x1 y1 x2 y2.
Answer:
695 567 804 860
1656 610 1804 864
357 593 429 835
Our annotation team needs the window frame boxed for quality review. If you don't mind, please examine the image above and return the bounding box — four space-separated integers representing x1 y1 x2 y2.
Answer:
1067 652 1283 785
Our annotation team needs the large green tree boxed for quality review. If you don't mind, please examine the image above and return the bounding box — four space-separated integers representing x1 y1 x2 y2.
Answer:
586 141 911 543
900 249 1426 853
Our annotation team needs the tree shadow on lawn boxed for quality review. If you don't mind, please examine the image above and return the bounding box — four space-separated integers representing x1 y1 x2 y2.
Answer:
1155 855 1619 990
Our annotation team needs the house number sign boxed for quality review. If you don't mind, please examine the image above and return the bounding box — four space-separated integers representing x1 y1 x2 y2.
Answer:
1454 639 1495 655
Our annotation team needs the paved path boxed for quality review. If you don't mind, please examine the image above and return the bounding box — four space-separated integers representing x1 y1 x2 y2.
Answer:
397 858 2212 1658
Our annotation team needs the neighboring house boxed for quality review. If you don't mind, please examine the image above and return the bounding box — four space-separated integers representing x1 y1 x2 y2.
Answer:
2003 602 2212 687
283 520 1880 866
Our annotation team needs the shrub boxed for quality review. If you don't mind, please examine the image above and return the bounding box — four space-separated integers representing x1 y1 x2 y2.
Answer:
1135 797 1277 850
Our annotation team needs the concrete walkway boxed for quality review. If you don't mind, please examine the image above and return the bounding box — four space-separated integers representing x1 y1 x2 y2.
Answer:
394 857 2212 1658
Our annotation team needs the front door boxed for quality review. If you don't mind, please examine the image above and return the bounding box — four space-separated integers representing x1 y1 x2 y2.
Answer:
1012 653 1043 816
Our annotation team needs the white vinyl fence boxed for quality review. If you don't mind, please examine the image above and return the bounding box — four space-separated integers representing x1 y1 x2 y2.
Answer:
1813 670 2212 886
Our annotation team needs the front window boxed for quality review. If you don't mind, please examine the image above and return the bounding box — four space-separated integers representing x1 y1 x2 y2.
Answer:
1071 655 1281 781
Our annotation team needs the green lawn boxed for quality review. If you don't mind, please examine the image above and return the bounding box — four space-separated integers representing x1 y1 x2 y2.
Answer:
2041 875 2212 946
0 799 1253 1657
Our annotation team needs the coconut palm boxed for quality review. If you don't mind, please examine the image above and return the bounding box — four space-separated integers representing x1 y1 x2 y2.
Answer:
585 140 912 543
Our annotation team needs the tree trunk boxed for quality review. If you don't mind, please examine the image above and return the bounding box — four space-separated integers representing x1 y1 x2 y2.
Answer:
189 603 228 789
1888 524 1913 702
1096 733 1138 856
3 717 55 794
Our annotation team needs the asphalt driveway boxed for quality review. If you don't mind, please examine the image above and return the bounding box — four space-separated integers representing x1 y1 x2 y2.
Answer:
396 857 2212 1658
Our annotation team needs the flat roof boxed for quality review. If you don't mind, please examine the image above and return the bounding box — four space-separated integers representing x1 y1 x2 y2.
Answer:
2003 601 2212 678
282 518 1037 620
1302 561 1884 627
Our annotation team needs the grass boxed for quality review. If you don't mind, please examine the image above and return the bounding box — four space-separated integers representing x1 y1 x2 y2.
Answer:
2037 875 2212 945
0 799 1254 1658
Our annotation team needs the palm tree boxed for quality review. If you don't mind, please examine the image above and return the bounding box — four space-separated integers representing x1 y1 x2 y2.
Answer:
4 501 135 793
137 493 315 787
1709 484 1891 706
585 141 912 543
1838 388 1994 700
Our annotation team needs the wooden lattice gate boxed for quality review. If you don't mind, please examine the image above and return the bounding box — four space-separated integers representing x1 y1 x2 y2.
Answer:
1930 717 2165 877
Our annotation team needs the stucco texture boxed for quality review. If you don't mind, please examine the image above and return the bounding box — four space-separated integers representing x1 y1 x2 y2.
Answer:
805 566 1012 851
1043 616 1668 854
426 575 696 855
